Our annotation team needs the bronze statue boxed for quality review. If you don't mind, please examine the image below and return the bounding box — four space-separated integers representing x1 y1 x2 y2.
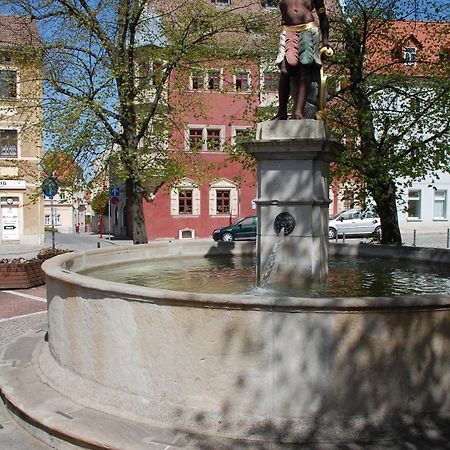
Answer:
274 0 332 120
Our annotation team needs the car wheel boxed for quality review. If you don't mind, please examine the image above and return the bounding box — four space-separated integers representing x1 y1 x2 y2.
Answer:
221 232 234 242
328 228 337 239
374 226 381 237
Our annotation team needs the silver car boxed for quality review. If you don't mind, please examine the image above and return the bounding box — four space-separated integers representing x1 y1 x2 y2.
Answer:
328 209 381 239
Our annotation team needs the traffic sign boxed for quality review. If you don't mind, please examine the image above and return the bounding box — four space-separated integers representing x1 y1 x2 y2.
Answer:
110 196 120 206
42 176 59 197
110 187 120 197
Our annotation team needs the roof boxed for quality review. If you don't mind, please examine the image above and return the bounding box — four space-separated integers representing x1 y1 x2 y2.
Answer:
0 15 40 49
366 20 450 76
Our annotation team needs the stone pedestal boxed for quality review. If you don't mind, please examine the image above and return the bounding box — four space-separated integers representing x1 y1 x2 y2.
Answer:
244 120 343 284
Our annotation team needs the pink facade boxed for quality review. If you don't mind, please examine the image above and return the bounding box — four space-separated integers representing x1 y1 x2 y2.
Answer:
143 61 262 240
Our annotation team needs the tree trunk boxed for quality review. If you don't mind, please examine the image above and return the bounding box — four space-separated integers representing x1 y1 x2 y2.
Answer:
372 180 402 245
127 178 148 244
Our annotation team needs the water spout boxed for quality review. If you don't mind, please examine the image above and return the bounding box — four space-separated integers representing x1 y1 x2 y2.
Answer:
259 227 285 287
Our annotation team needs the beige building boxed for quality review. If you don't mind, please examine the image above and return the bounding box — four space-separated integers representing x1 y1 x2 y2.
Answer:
0 15 44 245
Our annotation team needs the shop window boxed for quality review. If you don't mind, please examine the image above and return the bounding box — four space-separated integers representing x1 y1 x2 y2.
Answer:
0 130 18 158
407 190 421 219
0 69 17 98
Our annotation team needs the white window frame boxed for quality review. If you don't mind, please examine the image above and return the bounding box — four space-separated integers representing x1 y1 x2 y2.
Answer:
433 190 447 220
0 65 19 99
209 179 238 216
407 189 422 220
185 125 225 152
206 68 223 91
0 127 20 159
231 126 252 146
170 178 200 216
403 47 417 66
261 0 277 10
212 0 231 6
233 70 251 92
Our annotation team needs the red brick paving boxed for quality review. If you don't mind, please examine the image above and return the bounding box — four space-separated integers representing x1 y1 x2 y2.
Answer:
0 285 47 320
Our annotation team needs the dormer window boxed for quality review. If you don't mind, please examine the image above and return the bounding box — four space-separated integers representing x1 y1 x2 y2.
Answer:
403 47 417 65
212 0 231 6
261 0 277 8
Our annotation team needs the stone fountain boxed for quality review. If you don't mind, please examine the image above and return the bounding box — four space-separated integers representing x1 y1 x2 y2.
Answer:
244 119 342 284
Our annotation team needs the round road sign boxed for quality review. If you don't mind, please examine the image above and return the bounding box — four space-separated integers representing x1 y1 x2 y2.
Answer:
42 176 59 197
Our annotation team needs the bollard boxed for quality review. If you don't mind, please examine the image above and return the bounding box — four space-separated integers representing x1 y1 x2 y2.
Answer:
97 242 100 248
335 233 338 243
412 229 416 247
447 228 450 249
342 232 346 244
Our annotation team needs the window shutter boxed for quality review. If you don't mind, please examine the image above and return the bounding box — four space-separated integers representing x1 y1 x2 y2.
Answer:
209 189 216 215
170 189 178 215
230 188 238 215
193 188 201 215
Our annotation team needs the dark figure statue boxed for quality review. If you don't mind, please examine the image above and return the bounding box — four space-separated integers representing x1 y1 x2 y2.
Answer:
274 0 332 120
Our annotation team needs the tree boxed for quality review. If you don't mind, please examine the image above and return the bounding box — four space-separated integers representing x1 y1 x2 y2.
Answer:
1 0 268 243
326 0 449 244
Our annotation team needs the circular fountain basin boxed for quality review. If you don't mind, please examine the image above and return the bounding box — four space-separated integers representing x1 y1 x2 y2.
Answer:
41 240 450 444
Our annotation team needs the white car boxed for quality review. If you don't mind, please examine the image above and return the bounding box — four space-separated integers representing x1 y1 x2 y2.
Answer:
328 209 381 239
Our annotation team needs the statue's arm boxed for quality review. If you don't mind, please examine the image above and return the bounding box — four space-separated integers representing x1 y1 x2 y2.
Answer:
314 0 330 47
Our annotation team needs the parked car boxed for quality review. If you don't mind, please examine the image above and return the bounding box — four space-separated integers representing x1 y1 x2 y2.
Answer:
212 215 257 242
328 209 381 239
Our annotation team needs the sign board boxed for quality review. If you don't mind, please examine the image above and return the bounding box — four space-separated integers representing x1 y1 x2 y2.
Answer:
110 196 120 206
0 179 26 190
110 187 120 197
2 206 19 240
42 176 59 197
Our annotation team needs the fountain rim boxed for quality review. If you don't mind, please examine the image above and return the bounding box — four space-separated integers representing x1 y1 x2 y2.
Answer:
42 240 450 312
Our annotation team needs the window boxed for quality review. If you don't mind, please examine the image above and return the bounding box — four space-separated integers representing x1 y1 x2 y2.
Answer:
234 72 250 91
216 190 230 214
0 130 18 158
407 190 421 219
207 70 221 90
403 47 417 65
232 127 252 146
261 0 277 9
171 179 200 216
191 70 205 90
207 128 221 151
0 69 17 98
434 190 447 220
189 128 203 151
178 189 193 214
209 179 238 216
186 126 224 152
45 213 61 225
263 71 279 92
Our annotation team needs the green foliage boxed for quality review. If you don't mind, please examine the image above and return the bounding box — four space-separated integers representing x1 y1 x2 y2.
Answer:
325 0 450 243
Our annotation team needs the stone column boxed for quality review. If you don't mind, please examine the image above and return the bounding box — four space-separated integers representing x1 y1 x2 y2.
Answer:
244 120 343 284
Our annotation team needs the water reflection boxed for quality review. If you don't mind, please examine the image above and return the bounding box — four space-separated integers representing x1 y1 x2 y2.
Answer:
85 255 450 298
